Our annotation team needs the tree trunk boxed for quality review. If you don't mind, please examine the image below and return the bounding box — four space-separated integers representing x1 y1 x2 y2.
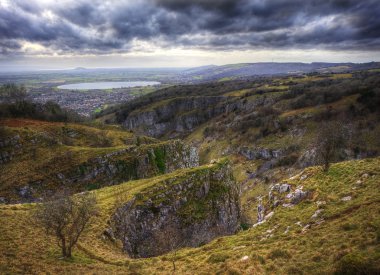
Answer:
61 238 67 257
323 158 330 172
172 259 176 273
172 250 176 273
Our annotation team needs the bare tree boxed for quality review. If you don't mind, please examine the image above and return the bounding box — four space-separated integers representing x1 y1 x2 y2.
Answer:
34 192 98 258
315 121 346 172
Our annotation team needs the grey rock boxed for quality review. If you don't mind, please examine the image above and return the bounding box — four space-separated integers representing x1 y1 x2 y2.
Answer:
279 183 291 193
302 224 311 233
18 185 33 200
341 196 352 201
240 147 283 161
264 211 274 220
297 148 317 168
257 201 265 223
111 162 240 258
284 226 291 234
124 96 226 138
311 209 323 219
57 173 65 180
289 188 308 204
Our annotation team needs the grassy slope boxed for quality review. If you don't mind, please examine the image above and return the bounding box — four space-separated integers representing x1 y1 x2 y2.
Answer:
185 72 380 194
0 119 162 200
1 157 379 274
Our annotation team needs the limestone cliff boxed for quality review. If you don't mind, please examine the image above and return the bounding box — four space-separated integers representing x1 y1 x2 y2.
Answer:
0 137 199 203
111 160 241 258
123 96 227 137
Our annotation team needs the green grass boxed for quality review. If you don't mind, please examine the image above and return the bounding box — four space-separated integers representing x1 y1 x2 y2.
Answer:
1 157 379 274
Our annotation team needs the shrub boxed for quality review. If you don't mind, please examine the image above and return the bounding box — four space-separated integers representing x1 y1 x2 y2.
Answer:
240 223 250 231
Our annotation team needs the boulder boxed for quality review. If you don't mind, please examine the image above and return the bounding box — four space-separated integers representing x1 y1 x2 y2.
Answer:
279 183 291 193
287 188 308 204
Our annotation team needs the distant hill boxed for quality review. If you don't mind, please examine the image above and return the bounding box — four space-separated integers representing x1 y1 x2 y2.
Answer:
179 62 380 82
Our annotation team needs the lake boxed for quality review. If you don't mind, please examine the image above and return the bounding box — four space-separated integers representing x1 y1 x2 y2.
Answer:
57 81 161 90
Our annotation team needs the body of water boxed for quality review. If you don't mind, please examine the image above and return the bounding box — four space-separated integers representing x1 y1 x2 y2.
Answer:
57 81 161 90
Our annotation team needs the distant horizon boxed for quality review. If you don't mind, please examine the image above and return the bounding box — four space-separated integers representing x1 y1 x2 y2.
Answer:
1 60 380 73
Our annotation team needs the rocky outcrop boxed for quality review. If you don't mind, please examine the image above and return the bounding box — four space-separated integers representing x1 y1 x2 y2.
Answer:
63 140 199 186
0 135 22 164
110 160 241 258
123 96 227 137
269 182 310 209
253 182 311 227
239 147 283 161
2 139 199 203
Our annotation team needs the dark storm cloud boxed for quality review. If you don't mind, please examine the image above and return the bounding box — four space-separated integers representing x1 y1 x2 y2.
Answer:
0 0 379 56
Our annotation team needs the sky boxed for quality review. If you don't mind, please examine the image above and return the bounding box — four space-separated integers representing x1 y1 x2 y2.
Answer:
0 0 380 70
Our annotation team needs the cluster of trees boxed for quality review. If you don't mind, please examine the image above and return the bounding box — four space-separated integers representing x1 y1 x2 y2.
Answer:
0 84 83 122
284 75 380 112
0 83 27 103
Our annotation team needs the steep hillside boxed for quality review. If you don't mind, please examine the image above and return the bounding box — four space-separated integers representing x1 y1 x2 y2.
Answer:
99 71 380 182
0 119 198 203
1 157 379 274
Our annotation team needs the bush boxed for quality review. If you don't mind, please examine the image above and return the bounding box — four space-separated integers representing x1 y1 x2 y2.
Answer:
240 223 250 231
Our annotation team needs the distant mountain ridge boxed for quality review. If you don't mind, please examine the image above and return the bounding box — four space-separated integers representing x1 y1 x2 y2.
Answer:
180 62 380 82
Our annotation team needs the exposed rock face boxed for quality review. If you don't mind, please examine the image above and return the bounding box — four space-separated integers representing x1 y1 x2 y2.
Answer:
123 96 227 137
287 188 308 204
239 147 283 161
0 135 22 164
111 160 241 258
297 148 317 168
268 182 310 209
2 139 199 203
257 200 265 223
65 140 199 186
